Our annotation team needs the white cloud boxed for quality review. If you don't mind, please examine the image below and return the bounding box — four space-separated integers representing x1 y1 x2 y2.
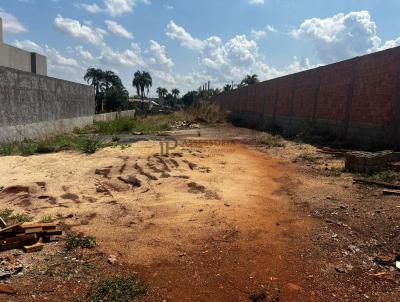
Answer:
0 8 27 33
248 0 264 4
146 40 174 69
74 46 94 60
81 0 150 17
105 20 133 39
54 15 105 46
251 25 277 40
104 0 135 17
45 45 79 67
166 20 204 50
370 37 400 52
14 40 44 54
81 3 102 14
99 43 145 67
292 11 381 63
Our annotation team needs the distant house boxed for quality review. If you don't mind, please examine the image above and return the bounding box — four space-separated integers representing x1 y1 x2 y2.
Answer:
128 98 160 110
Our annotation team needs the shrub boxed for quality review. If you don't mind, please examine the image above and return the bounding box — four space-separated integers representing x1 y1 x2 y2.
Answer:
255 132 285 148
89 276 146 302
65 233 96 250
75 136 105 154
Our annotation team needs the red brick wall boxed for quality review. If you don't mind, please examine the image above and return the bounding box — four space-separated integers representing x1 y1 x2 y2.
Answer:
212 46 400 147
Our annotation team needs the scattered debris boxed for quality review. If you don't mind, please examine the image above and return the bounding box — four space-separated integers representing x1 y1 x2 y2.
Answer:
0 283 16 294
382 189 400 196
22 240 44 253
249 291 267 302
318 147 349 156
0 256 23 279
107 255 117 265
346 151 400 173
374 255 396 266
353 178 400 190
325 219 347 227
335 263 353 274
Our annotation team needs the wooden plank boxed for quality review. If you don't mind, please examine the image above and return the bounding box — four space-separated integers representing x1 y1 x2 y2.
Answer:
0 284 16 294
383 189 400 196
0 223 22 235
23 241 44 253
42 230 63 236
354 178 400 190
0 234 37 251
19 223 58 230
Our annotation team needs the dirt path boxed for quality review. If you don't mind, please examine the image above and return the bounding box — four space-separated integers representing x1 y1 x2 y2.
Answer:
0 137 319 301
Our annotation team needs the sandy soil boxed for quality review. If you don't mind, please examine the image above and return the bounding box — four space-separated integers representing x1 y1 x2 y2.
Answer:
0 126 398 301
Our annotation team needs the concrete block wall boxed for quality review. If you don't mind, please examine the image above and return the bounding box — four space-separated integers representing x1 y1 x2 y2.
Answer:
94 110 136 122
0 66 95 142
213 46 400 149
0 18 47 76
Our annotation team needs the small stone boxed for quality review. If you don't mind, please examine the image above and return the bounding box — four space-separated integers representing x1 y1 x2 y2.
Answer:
107 255 117 265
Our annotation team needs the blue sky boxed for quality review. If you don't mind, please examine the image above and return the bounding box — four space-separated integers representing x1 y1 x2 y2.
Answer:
1 0 400 95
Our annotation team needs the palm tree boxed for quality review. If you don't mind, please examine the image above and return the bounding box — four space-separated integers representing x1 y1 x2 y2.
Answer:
140 71 153 97
132 71 153 99
102 71 122 91
241 74 259 86
132 70 142 98
156 87 168 100
84 68 104 112
223 84 232 92
171 88 180 100
132 70 153 110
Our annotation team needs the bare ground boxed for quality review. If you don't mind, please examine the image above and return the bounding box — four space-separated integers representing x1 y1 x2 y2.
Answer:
0 125 398 301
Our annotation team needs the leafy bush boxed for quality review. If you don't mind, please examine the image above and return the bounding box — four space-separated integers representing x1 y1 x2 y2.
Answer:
89 276 146 302
75 136 105 154
65 233 96 250
255 132 285 148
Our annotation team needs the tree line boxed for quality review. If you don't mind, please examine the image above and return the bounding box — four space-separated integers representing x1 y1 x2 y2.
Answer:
84 68 260 113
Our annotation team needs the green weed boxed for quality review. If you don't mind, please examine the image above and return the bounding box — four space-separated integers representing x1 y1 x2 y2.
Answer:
89 276 146 302
65 233 96 250
0 208 33 224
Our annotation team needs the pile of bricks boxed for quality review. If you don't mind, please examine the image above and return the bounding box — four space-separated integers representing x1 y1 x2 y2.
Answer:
345 151 400 173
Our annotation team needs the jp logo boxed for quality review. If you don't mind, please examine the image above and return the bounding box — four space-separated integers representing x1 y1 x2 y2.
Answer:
159 138 178 156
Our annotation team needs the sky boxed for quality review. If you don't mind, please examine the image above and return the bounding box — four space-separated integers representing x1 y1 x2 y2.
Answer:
0 0 400 96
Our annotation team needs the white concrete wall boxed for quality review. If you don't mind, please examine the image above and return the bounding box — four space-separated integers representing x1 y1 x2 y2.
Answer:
0 18 47 76
94 110 136 122
0 116 94 142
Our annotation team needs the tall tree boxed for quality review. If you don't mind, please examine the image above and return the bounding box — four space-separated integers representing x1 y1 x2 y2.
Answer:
171 88 180 100
241 74 259 86
132 70 153 99
223 84 232 92
84 68 103 111
132 70 142 97
156 87 168 100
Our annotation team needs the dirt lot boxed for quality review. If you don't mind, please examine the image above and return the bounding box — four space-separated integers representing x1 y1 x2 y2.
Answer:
0 125 399 301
